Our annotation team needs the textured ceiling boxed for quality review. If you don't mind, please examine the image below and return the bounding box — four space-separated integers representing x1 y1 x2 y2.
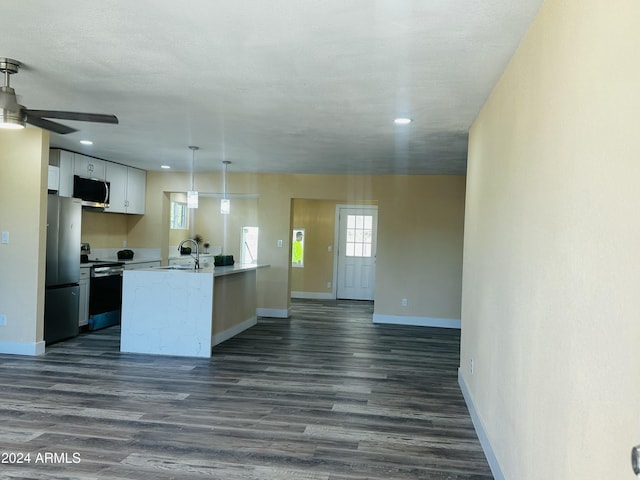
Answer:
2 0 542 174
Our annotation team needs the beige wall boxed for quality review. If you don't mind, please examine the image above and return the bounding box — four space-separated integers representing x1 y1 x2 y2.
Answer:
81 210 128 248
460 1 640 479
374 175 465 319
0 128 48 350
193 196 258 259
291 199 335 294
260 174 465 318
136 172 465 320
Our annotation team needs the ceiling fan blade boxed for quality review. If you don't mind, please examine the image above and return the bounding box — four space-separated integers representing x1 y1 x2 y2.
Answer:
25 113 77 134
24 110 118 124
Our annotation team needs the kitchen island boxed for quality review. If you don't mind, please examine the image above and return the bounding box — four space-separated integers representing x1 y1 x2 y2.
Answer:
120 264 268 357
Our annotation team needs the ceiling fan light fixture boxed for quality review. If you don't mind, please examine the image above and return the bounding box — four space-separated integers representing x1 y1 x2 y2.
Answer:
0 108 25 129
0 57 118 135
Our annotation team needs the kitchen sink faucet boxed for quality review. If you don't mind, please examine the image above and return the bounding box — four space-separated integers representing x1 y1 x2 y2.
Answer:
178 239 200 270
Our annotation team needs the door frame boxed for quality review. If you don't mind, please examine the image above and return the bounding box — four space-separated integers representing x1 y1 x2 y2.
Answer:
332 204 378 300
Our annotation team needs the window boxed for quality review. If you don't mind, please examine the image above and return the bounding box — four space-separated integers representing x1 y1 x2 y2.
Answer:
170 201 188 229
345 215 373 257
242 227 259 264
291 228 305 267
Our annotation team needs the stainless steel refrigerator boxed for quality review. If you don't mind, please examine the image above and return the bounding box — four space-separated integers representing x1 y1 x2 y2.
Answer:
44 195 82 344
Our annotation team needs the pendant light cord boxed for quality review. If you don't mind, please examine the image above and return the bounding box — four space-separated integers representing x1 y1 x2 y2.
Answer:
189 146 199 191
222 160 231 199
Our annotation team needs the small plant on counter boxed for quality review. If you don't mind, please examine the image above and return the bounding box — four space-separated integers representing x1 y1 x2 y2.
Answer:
193 234 203 245
203 242 210 254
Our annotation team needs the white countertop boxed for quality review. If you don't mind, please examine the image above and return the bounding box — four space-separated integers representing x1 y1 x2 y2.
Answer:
137 263 269 277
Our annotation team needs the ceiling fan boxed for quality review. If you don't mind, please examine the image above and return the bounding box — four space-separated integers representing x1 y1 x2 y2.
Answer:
0 57 118 134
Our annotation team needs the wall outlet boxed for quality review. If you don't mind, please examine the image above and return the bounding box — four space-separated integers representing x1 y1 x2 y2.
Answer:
328 245 332 252
277 239 283 248
327 282 332 289
401 298 408 307
1 231 8 244
0 314 6 326
470 358 474 375
123 240 127 247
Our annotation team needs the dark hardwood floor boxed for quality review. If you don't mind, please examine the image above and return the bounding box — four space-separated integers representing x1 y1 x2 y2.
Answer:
0 299 492 479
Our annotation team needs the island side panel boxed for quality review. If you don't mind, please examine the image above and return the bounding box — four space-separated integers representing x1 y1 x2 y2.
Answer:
212 269 257 345
121 270 214 357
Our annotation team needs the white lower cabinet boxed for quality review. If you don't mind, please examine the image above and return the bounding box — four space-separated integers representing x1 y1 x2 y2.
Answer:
79 267 90 327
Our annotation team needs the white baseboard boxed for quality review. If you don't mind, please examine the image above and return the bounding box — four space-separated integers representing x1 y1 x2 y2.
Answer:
372 314 461 329
458 368 505 480
291 291 334 300
212 317 257 346
256 308 290 319
0 341 46 356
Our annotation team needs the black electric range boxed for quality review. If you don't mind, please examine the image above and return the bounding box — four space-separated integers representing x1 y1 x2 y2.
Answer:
81 256 125 331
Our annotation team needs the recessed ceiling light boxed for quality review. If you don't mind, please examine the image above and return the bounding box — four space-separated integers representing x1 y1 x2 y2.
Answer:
394 118 412 125
161 165 171 169
80 140 93 145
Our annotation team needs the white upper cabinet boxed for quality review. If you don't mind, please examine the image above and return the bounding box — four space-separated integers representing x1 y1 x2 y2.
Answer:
50 149 146 214
104 162 127 213
125 167 146 214
104 162 146 214
74 154 106 180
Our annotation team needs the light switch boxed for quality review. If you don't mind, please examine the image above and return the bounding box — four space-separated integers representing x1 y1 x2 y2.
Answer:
1 231 8 244
277 239 283 248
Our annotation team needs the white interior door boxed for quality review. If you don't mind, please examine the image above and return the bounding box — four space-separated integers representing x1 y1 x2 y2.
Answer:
336 206 378 300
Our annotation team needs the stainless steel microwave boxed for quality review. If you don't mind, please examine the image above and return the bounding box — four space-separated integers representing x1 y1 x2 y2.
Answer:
73 175 110 209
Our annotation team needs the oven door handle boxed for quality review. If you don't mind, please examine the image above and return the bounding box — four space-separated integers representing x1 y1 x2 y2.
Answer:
91 270 124 278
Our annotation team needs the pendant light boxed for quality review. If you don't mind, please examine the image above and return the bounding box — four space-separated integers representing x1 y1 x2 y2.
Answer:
221 160 231 214
187 146 199 208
